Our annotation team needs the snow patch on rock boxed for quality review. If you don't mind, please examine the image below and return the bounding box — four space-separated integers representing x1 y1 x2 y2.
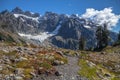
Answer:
14 14 39 23
84 25 91 29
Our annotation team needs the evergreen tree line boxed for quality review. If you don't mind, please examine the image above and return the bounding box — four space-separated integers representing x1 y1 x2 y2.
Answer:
79 24 120 51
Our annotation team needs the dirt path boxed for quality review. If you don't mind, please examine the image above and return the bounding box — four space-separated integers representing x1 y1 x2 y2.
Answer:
55 56 80 80
34 56 87 80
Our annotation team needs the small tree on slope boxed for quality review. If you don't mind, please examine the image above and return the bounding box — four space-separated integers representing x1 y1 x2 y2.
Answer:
95 24 110 50
79 36 86 50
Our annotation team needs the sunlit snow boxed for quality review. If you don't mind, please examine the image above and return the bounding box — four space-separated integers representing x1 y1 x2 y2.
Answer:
18 32 53 42
84 25 91 29
18 23 62 42
14 14 39 23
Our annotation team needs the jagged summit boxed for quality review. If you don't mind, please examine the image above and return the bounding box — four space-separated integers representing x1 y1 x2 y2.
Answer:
12 7 40 18
12 7 23 14
0 10 10 15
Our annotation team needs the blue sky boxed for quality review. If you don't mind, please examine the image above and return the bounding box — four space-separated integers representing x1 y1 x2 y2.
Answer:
0 0 120 32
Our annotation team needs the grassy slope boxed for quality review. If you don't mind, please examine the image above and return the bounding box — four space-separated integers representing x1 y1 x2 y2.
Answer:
78 46 120 80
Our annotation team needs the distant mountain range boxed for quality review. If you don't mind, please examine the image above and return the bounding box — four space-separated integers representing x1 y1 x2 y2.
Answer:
0 7 118 49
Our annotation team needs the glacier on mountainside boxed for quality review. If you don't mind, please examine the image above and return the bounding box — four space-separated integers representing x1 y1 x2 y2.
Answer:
18 32 53 42
18 23 62 42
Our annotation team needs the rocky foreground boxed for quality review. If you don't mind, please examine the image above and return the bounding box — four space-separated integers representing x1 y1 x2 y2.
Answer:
33 56 88 80
0 42 120 80
0 43 87 80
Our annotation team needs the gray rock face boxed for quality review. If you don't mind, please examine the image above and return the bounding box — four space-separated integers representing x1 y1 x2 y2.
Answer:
50 16 96 49
38 12 60 32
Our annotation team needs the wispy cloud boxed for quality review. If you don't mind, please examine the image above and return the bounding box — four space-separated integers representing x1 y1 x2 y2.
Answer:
82 7 120 30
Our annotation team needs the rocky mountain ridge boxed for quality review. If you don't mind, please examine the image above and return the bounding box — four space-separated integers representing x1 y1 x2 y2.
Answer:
0 7 118 49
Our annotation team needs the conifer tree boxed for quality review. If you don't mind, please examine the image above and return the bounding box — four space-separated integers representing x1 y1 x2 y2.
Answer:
96 26 103 49
95 24 109 49
118 31 120 41
79 36 86 50
102 24 110 47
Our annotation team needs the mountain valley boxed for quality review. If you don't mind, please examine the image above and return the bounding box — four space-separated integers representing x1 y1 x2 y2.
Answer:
0 7 120 80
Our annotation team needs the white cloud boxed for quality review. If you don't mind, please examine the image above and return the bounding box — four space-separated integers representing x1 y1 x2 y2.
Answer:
82 7 120 30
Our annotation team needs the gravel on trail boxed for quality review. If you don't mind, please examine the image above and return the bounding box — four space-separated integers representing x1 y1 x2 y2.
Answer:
33 56 88 80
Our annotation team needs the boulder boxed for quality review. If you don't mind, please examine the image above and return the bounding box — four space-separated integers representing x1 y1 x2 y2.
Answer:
104 73 111 77
0 66 3 71
56 51 65 57
55 71 62 76
30 72 36 77
53 60 61 66
17 47 22 51
14 76 23 80
100 52 106 55
3 49 9 53
19 57 28 61
14 68 24 75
